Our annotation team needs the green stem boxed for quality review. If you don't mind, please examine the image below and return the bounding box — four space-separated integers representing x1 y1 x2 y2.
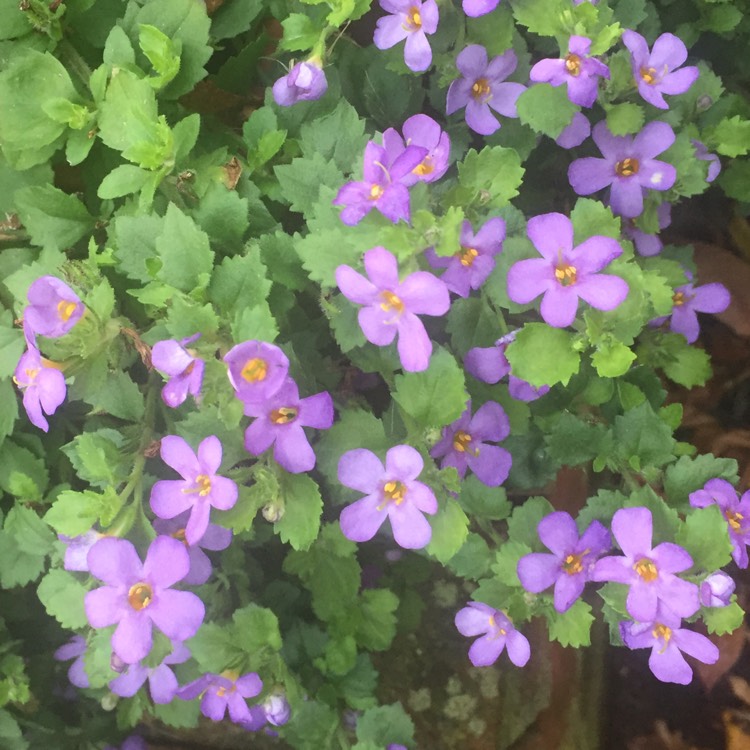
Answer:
57 39 93 89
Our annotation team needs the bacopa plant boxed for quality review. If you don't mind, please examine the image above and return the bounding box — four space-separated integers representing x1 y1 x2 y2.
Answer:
0 0 749 748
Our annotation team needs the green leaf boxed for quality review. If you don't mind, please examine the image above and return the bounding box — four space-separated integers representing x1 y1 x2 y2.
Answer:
611 401 675 471
591 339 636 378
156 203 214 292
465 4 514 54
279 12 324 51
211 0 263 38
447 533 493 580
719 159 750 202
209 247 271 315
3 505 54 556
570 198 621 242
545 599 594 647
356 704 415 746
274 472 323 551
544 412 609 467
663 454 738 506
103 25 136 67
112 213 164 283
61 429 129 490
661 339 712 388
139 24 181 89
299 99 368 173
0 529 46 588
231 303 279 342
93 371 144 421
457 475 511 520
275 153 343 217
44 487 122 537
14 186 94 251
492 539 530 585
355 589 399 651
0 0 31 39
0 709 27 750
506 496 554 547
97 165 151 199
427 500 469 564
37 569 88 629
703 600 744 636
517 84 577 138
505 323 581 387
0 379 18 445
677 506 732 572
604 102 645 136
283 701 340 750
0 439 48 500
456 146 525 210
193 184 249 249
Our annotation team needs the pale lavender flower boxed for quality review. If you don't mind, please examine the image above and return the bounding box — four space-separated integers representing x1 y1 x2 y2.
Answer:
620 608 719 685
178 670 263 724
272 60 327 106
151 334 204 408
109 642 190 704
691 139 721 182
84 536 205 664
516 511 610 612
529 36 609 108
54 635 89 689
462 0 500 16
454 602 530 667
373 0 438 72
556 112 590 149
446 45 526 136
430 401 511 487
339 445 438 549
264 694 291 726
223 340 289 405
568 121 676 218
425 217 505 297
13 346 66 432
700 571 735 608
592 507 700 622
24 276 84 338
243 377 334 473
622 30 699 110
653 281 730 343
60 529 105 572
690 479 750 568
507 212 628 328
383 114 450 186
336 246 450 372
333 141 427 226
623 203 671 257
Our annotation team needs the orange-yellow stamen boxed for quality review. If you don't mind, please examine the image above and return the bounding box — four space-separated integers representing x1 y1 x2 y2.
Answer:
270 406 298 424
369 184 384 201
725 509 744 532
452 430 479 456
241 357 267 383
172 528 189 547
128 582 153 611
634 557 658 582
640 66 658 85
554 263 577 286
57 300 78 321
404 6 422 31
615 157 639 177
182 474 212 497
672 291 685 307
380 290 405 314
562 552 585 575
652 623 672 652
565 53 582 76
378 480 407 510
471 78 491 102
413 157 434 177
456 246 479 267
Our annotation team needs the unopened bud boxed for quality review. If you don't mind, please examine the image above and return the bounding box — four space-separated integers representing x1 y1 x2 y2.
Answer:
262 502 284 523
700 571 735 607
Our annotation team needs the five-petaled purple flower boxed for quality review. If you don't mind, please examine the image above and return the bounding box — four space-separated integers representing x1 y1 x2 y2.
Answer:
620 608 718 685
54 635 89 689
383 114 450 187
150 435 238 546
13 346 66 432
529 36 609 108
622 30 699 110
333 141 427 226
109 642 190 704
592 507 700 622
336 246 450 372
24 276 84 339
224 340 289 405
430 401 511 487
517 511 610 612
454 602 530 667
373 0 438 72
339 445 438 549
426 217 505 297
178 670 263 724
689 479 750 568
568 121 676 218
151 334 204 408
700 571 735 608
243 378 334 473
84 536 205 664
507 212 628 328
446 45 525 136
272 60 327 106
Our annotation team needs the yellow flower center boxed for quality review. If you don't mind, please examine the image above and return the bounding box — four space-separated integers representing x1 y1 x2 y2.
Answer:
172 528 189 547
725 509 744 532
651 623 672 652
182 474 212 497
633 557 658 582
615 157 639 177
413 157 434 176
672 291 685 307
241 357 267 383
564 53 581 76
452 430 480 456
13 367 39 387
640 66 658 85
216 669 240 697
369 183 384 201
405 6 422 30
562 552 585 575
127 582 153 611
270 406 298 425
380 290 405 314
554 263 577 286
456 246 479 267
378 480 407 510
57 300 78 321
471 78 491 102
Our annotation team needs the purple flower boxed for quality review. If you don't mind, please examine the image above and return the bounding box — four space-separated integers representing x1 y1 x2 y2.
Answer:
653 281 730 344
224 340 289 405
507 212 628 328
446 45 525 136
529 36 609 108
84 536 205 664
516 511 610 612
454 602 530 667
272 60 327 106
109 642 190 704
338 445 438 549
263 693 291 726
153 514 232 586
383 114 450 187
692 139 721 182
556 112 591 149
700 571 735 608
13 346 66 432
508 376 549 402
592 507 700 622
150 435 238 545
430 401 511 487
462 0 500 17
178 670 263 724
333 141 427 226
622 30 699 110
623 203 671 257
425 217 505 297
54 635 89 689
689 479 750 568
60 529 104 572
568 121 676 218
373 0 438 72
151 334 204 408
620 609 718 685
243 378 334 473
24 276 84 338
105 737 147 750
335 246 450 372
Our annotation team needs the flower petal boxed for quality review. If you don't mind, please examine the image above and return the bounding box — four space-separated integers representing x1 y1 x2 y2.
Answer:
340 493 387 542
526 213 574 259
112 612 152 664
88 537 142 585
144 536 190 587
148 589 205 642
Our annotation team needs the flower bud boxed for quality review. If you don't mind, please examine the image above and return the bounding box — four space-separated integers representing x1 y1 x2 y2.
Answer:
262 501 284 523
700 571 735 608
263 693 291 726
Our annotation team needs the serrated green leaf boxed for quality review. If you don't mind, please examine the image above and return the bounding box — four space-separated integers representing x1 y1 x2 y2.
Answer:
605 102 644 136
37 569 87 629
677 506 732 573
456 146 525 210
506 496 554 547
426 499 468 564
663 454 738 506
702 600 744 636
517 84 578 138
274 472 323 551
356 703 415 746
545 599 594 647
156 203 214 292
506 323 581 387
44 487 121 537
